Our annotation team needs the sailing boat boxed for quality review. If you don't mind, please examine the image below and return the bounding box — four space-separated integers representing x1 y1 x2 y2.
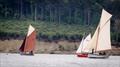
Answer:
85 9 112 58
76 34 91 57
19 25 36 55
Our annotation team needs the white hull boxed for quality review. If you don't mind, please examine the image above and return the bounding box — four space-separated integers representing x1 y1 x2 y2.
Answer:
88 53 109 59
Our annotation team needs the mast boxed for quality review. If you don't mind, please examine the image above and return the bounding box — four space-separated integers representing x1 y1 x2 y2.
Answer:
94 26 100 53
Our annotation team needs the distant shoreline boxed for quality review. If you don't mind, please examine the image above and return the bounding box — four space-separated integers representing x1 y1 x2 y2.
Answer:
0 40 120 55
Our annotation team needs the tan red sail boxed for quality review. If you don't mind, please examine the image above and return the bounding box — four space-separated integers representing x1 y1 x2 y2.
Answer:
19 25 36 52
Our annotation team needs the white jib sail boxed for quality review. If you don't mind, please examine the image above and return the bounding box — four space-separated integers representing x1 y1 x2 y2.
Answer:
76 34 91 53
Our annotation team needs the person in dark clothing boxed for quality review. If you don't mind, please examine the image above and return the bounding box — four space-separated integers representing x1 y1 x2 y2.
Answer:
92 49 94 54
99 52 106 55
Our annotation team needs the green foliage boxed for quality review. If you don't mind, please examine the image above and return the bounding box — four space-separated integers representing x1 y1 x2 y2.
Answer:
0 19 119 43
0 0 119 44
0 19 94 41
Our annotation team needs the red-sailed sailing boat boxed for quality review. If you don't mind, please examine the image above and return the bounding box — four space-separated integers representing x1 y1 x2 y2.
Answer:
19 25 36 55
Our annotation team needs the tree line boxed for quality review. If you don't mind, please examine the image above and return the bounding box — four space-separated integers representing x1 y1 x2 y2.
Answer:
0 0 120 44
0 0 119 24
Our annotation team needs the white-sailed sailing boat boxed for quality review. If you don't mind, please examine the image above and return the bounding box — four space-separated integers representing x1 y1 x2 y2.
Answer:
19 25 36 55
76 34 91 57
85 9 112 58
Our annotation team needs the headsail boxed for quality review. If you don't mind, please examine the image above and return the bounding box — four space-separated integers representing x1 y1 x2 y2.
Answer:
76 34 91 53
76 37 84 53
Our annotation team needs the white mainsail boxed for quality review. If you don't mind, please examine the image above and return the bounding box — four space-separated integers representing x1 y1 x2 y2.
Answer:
84 9 112 52
76 34 91 53
97 20 111 51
